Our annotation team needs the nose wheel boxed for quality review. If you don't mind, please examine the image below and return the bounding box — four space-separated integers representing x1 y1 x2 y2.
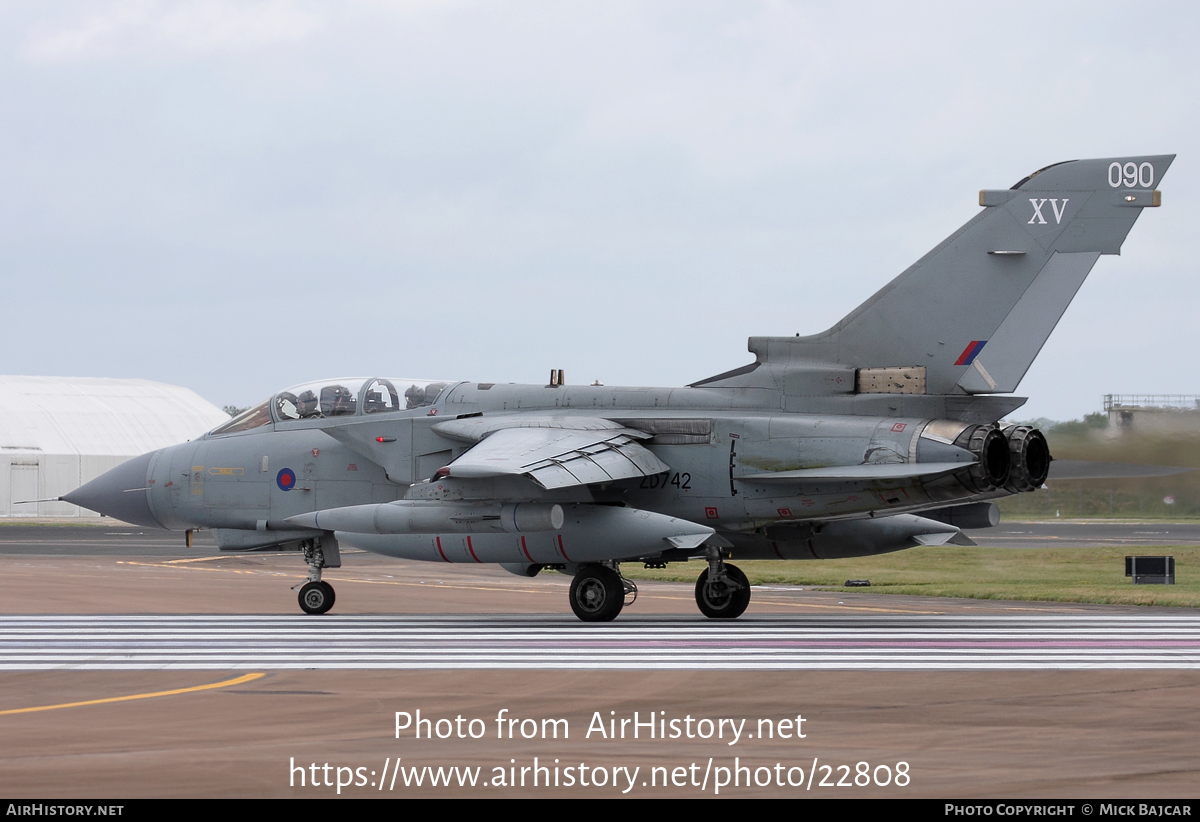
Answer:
299 580 336 615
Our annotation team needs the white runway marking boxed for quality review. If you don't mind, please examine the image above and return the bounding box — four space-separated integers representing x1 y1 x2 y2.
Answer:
3 615 1200 671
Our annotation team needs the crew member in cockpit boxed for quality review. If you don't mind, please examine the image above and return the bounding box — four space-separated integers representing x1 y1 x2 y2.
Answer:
296 390 320 418
404 384 427 409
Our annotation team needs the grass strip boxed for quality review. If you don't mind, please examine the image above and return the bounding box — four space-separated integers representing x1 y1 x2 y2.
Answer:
622 545 1200 608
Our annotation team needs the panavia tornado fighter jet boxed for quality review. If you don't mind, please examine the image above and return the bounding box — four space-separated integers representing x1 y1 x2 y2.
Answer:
66 155 1173 621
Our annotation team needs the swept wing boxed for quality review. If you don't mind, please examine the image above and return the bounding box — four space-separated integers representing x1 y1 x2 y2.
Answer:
431 416 669 489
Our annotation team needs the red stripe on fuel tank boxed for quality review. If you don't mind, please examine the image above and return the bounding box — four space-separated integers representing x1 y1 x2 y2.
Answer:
520 536 534 562
435 537 450 563
557 534 571 561
467 536 481 563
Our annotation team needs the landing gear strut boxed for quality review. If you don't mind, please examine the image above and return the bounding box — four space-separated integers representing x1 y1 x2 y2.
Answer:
569 564 625 622
695 548 751 619
296 536 339 615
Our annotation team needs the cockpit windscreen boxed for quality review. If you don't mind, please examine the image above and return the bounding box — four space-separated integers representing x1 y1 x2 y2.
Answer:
206 378 451 436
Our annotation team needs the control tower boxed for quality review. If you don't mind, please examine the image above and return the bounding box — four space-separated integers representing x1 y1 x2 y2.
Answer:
1104 395 1200 435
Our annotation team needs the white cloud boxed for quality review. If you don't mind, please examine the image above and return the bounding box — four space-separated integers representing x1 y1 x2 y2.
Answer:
22 0 322 62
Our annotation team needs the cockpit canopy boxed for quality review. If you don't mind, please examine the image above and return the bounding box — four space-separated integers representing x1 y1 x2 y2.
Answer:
208 378 450 436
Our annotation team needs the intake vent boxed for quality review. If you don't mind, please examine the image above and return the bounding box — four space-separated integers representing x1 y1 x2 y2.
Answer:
856 366 927 394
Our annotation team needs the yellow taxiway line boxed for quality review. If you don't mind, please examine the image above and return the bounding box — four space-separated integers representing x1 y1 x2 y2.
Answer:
0 672 265 716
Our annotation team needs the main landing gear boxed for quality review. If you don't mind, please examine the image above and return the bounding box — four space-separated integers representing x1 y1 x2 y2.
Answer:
569 564 638 622
694 548 751 619
567 551 750 622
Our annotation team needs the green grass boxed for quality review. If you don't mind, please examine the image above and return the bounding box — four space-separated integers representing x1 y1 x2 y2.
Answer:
998 429 1200 518
623 545 1200 608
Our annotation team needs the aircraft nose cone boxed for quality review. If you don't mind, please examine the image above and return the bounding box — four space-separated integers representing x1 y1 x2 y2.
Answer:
62 451 162 528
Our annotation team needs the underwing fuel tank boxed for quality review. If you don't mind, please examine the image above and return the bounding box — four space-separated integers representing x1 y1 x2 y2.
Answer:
286 501 566 534
320 503 714 565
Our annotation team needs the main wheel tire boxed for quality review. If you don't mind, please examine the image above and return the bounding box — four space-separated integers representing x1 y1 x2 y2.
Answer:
695 564 751 619
569 565 624 622
299 580 335 615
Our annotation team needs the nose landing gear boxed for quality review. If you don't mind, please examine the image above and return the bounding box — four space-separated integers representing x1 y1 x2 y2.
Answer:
295 535 340 615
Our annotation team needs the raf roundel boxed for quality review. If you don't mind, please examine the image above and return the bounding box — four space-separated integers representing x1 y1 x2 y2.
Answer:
276 468 297 492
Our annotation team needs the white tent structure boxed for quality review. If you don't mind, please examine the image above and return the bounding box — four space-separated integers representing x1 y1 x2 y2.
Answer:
0 376 229 518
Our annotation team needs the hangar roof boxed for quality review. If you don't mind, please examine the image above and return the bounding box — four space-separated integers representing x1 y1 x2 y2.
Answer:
0 376 229 457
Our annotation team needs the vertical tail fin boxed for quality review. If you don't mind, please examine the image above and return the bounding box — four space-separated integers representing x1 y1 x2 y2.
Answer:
739 155 1173 395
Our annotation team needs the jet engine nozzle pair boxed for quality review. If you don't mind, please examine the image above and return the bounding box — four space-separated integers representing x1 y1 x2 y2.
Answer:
954 424 1050 494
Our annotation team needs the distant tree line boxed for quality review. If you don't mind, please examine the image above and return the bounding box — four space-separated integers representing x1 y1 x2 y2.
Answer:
1041 412 1108 436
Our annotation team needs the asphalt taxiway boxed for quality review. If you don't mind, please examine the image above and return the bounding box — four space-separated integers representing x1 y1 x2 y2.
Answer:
965 519 1200 548
1 521 1198 798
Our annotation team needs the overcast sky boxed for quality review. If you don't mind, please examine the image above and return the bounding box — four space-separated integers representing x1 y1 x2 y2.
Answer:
2 1 1196 420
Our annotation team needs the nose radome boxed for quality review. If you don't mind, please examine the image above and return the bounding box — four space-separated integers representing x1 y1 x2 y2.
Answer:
62 451 162 528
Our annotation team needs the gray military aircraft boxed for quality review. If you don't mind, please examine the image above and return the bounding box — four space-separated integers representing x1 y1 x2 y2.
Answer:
65 154 1173 621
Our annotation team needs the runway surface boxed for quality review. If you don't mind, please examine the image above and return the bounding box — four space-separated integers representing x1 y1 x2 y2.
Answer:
965 520 1200 548
3 522 1200 797
0 522 211 556
5 614 1200 670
